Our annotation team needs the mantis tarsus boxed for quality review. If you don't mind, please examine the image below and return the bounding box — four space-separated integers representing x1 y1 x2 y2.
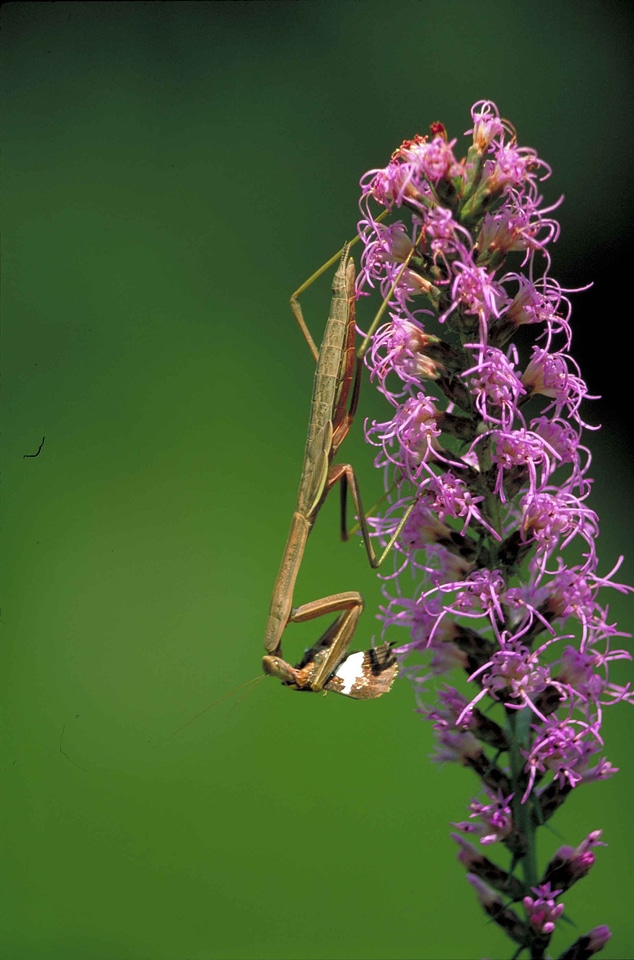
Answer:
262 246 413 699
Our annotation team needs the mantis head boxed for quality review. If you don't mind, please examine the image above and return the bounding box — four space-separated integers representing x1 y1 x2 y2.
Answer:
261 654 298 685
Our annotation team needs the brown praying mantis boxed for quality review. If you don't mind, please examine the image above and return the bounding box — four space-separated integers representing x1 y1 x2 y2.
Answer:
262 244 415 699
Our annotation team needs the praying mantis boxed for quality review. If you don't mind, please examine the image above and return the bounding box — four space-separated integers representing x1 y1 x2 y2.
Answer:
262 245 413 699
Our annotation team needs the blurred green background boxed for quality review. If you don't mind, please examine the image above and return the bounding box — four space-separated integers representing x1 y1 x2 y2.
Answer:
3 3 634 958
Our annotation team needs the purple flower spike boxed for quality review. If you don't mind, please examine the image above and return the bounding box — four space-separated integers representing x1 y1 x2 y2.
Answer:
357 101 631 958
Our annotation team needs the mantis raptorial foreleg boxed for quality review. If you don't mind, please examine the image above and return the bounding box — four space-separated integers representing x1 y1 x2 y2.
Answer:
262 245 416 699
